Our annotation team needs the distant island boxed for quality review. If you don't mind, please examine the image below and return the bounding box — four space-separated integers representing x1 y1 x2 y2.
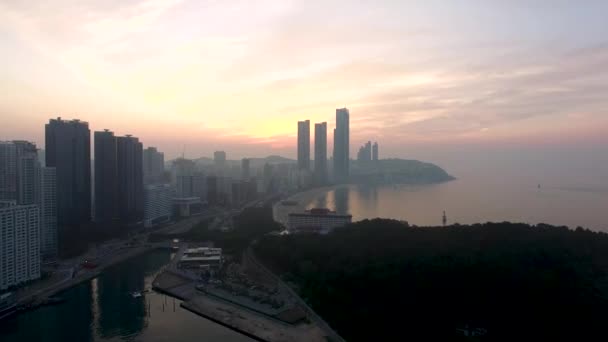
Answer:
254 220 608 341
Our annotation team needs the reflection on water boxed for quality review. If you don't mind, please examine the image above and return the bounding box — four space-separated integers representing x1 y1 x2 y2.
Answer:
306 177 608 231
0 250 252 342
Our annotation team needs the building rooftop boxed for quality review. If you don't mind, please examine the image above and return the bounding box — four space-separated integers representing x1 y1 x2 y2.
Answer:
289 208 352 219
181 255 221 262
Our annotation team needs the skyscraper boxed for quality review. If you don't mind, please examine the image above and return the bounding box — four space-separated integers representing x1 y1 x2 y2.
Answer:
1 141 56 260
13 141 39 205
45 118 91 228
357 141 373 163
0 202 40 290
116 135 144 226
39 167 57 258
241 158 250 180
0 141 39 205
143 183 172 228
214 151 227 169
173 158 196 198
143 147 165 184
94 130 118 224
333 108 350 182
314 122 328 185
0 142 17 201
297 120 310 170
372 142 379 162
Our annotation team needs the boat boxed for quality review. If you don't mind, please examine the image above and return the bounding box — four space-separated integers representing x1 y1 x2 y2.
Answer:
0 292 17 321
131 291 142 298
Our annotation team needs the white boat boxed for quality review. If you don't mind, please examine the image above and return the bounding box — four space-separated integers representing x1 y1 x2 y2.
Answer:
131 291 142 298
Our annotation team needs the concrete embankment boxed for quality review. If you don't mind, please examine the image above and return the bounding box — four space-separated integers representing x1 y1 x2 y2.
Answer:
152 269 328 342
18 246 152 307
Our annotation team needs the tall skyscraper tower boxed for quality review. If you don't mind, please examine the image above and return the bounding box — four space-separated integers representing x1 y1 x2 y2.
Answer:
94 131 144 226
297 120 310 170
13 141 39 205
94 130 118 224
0 142 17 201
143 147 165 184
372 142 379 162
0 141 39 205
241 158 250 180
173 158 196 198
45 118 91 228
333 108 350 182
1 141 57 260
214 151 227 169
314 122 328 185
39 167 57 258
117 135 144 226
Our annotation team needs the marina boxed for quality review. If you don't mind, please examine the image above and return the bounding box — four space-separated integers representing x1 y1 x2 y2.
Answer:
0 250 253 342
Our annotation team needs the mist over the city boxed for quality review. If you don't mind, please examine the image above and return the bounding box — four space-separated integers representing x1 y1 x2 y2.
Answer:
1 1 608 341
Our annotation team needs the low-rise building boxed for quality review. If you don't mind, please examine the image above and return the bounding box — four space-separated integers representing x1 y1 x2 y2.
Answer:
172 197 203 218
288 208 352 234
178 247 223 269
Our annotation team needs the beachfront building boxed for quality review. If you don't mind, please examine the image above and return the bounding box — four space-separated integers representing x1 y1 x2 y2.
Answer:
178 247 223 270
288 208 352 234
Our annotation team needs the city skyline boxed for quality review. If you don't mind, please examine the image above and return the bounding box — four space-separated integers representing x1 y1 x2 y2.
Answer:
1 1 607 163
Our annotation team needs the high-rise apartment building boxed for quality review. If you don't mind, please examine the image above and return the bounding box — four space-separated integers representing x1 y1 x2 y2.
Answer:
372 142 379 162
241 158 250 180
94 130 118 224
144 183 172 227
143 147 164 184
357 141 373 163
13 141 39 205
0 142 17 201
314 122 328 185
0 141 39 205
116 135 144 226
333 108 350 182
173 158 195 197
0 202 40 290
45 118 91 228
297 120 310 170
1 141 56 260
94 131 144 226
39 167 57 258
214 151 227 169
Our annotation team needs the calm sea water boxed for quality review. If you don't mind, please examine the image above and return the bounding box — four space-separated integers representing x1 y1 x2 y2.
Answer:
0 250 252 342
305 174 608 232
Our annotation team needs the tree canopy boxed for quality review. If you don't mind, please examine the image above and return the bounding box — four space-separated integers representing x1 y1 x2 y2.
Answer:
254 220 608 341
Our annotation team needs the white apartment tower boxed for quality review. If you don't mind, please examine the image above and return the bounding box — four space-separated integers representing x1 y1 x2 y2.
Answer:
144 183 172 227
0 202 41 290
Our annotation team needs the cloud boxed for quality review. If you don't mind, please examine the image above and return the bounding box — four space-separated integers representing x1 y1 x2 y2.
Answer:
1 1 608 158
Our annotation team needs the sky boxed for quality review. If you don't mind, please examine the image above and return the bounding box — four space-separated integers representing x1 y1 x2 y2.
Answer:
1 0 607 177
